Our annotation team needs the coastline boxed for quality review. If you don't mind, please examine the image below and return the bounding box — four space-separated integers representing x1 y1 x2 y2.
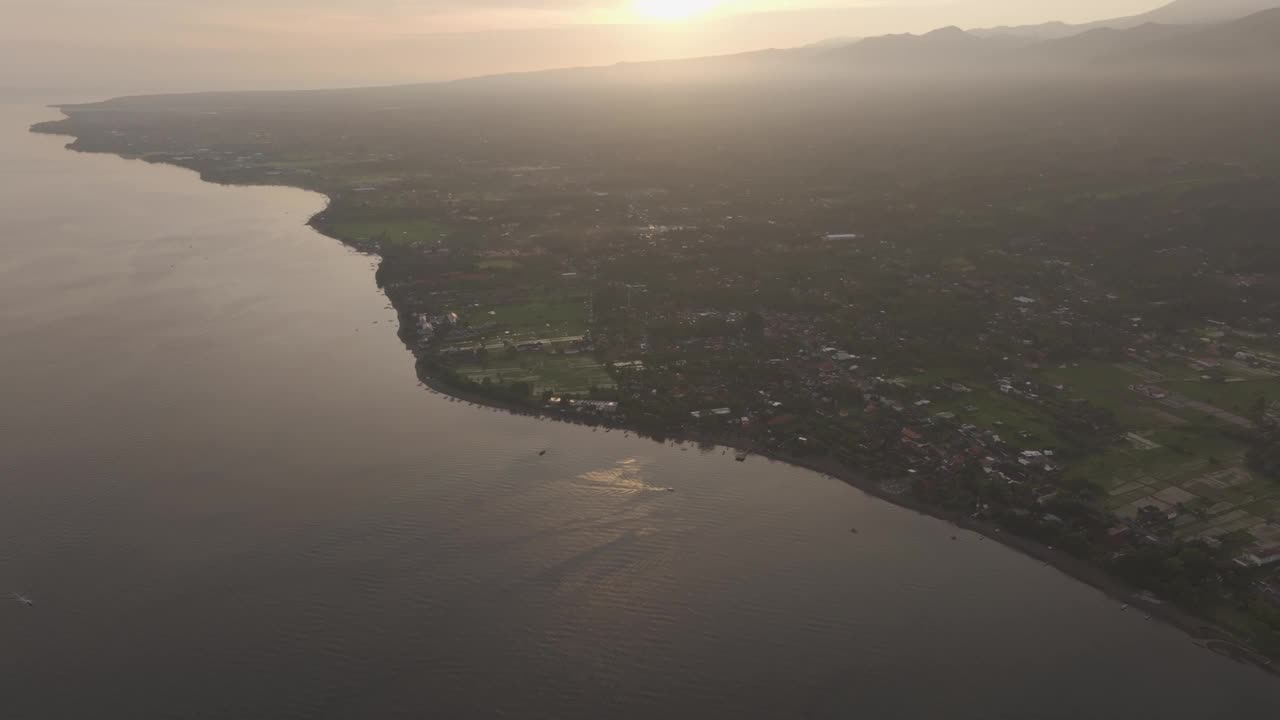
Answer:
356 365 1280 675
30 112 1278 679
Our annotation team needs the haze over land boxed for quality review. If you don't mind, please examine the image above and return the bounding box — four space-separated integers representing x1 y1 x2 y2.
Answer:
9 92 1280 717
12 0 1280 707
0 0 1238 92
35 0 1280 668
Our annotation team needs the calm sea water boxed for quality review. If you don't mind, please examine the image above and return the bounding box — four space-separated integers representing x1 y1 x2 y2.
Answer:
1 100 1277 719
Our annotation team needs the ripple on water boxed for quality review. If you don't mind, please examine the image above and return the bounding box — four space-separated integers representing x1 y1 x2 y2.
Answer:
3 103 1280 719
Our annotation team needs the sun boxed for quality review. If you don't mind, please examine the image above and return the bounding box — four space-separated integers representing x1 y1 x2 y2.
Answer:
631 0 722 22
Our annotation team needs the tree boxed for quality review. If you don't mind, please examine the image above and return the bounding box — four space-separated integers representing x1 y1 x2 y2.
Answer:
1247 437 1280 481
1252 394 1270 426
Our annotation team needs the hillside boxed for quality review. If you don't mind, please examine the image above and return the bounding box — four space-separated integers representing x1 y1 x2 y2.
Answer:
33 2 1280 667
1021 23 1198 65
821 26 1028 67
973 0 1280 40
1141 0 1280 24
815 8 1280 74
1106 7 1280 67
54 3 1280 106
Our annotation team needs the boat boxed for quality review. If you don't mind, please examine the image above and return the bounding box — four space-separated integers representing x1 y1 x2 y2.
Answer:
734 451 749 462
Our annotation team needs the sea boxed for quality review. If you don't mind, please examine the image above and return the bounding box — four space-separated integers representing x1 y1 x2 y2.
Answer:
1 97 1278 719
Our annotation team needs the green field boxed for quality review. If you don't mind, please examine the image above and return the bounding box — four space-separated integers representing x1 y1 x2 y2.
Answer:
1045 361 1136 390
1067 423 1277 541
1074 427 1243 493
477 258 520 270
329 217 450 246
903 368 966 387
470 295 591 343
1165 378 1278 415
1039 362 1203 426
1043 360 1277 421
455 354 613 395
1028 359 1280 538
1038 362 1252 501
932 389 1064 449
1042 362 1146 405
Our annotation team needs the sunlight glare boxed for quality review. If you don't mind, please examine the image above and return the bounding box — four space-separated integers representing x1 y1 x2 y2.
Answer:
632 0 722 22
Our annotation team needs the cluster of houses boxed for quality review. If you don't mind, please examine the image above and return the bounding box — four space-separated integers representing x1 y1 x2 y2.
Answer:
547 397 618 414
416 312 459 338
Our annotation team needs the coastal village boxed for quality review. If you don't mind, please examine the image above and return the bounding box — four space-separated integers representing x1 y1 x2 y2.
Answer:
378 202 1280 661
39 90 1280 664
363 189 1280 646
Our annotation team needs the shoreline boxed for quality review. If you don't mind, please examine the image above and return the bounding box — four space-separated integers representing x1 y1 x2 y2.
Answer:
420 365 1275 672
31 113 1278 679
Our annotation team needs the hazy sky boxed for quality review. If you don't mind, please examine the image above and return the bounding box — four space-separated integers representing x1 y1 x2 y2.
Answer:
4 1 1167 93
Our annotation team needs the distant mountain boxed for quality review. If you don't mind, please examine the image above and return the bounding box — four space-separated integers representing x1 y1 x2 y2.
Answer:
1105 6 1280 67
970 21 1078 42
813 5 1280 73
820 26 1029 68
971 0 1280 40
805 37 861 50
501 6 1280 84
229 2 1278 92
1019 23 1198 65
1139 0 1280 24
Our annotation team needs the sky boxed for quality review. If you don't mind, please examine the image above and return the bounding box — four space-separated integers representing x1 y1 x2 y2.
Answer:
3 1 1167 94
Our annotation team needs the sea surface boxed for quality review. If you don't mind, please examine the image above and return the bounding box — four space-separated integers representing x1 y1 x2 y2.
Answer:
1 99 1278 719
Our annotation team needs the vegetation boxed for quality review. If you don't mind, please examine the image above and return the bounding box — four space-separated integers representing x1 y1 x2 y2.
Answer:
38 58 1280 663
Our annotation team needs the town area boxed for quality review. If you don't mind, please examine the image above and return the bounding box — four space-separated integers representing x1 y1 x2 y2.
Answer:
38 76 1280 662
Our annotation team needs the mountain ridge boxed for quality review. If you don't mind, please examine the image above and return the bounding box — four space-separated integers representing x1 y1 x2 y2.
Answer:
813 4 1280 73
70 2 1280 105
971 0 1280 40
